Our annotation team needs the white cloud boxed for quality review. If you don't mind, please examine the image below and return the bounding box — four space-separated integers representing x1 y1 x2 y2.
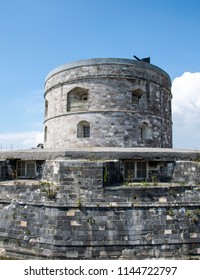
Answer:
0 131 43 150
172 72 200 149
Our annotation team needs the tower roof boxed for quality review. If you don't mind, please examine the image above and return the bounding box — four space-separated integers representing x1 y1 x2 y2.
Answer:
45 58 171 83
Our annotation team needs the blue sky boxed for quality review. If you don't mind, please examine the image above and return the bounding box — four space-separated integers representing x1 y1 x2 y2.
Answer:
0 0 200 149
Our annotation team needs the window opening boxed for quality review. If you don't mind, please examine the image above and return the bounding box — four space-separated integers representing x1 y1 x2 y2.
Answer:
26 161 36 178
132 93 139 105
77 121 90 138
137 162 147 178
17 161 26 178
17 161 36 178
132 88 143 105
141 122 152 140
83 126 90 138
44 126 47 142
124 161 148 181
125 161 135 181
82 94 88 101
67 87 89 112
45 100 48 116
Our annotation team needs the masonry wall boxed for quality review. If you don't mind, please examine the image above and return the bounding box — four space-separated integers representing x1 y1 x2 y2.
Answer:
172 161 200 185
0 160 200 259
44 59 172 148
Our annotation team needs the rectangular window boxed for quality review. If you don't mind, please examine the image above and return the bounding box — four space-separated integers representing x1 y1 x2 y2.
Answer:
83 126 90 137
132 93 139 105
137 161 147 178
17 161 36 178
26 161 36 178
17 161 26 177
124 161 135 180
124 161 148 181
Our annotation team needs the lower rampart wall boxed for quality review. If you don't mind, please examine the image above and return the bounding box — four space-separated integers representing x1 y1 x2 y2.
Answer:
0 180 200 259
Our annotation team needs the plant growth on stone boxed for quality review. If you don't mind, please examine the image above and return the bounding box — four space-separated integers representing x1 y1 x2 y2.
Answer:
77 196 82 207
151 175 158 186
41 181 58 200
103 166 109 185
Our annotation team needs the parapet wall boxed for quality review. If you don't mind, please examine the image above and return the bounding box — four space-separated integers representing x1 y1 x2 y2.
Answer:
0 160 200 259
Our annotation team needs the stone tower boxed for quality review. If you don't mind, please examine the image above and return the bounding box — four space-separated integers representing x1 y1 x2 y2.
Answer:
44 58 172 148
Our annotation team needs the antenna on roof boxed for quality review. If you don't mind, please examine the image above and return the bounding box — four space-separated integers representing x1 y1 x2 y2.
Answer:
133 55 150 63
133 55 141 61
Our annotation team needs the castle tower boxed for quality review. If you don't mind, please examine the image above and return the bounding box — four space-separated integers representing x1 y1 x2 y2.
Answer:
44 58 172 148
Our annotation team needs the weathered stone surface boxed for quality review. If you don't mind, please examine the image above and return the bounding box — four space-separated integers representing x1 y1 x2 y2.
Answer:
0 58 199 260
0 179 200 259
172 161 200 184
44 58 172 148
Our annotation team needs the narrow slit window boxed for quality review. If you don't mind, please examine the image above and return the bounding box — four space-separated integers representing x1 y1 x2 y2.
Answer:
44 126 48 142
45 100 48 116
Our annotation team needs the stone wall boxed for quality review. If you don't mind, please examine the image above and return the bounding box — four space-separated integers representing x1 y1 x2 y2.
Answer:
44 58 172 148
42 160 123 186
0 170 200 259
172 161 200 184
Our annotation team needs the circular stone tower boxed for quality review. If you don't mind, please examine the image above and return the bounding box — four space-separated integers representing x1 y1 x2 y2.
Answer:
44 58 172 148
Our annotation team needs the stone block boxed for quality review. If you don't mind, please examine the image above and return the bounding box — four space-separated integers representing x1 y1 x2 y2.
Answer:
66 210 76 216
159 197 167 203
164 229 172 235
190 233 197 238
71 221 81 226
166 215 173 220
66 251 78 258
20 221 27 227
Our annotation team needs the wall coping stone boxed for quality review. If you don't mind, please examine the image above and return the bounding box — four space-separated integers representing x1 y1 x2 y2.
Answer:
0 147 199 161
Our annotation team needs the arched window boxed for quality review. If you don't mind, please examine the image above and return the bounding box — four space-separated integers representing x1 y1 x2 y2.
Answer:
44 126 48 142
67 87 89 112
141 122 152 140
77 121 90 138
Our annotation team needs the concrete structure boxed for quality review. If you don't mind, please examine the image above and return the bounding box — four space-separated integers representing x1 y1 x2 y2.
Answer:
44 58 172 148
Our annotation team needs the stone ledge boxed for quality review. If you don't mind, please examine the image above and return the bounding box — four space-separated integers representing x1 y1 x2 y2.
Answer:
1 199 200 209
0 147 199 161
